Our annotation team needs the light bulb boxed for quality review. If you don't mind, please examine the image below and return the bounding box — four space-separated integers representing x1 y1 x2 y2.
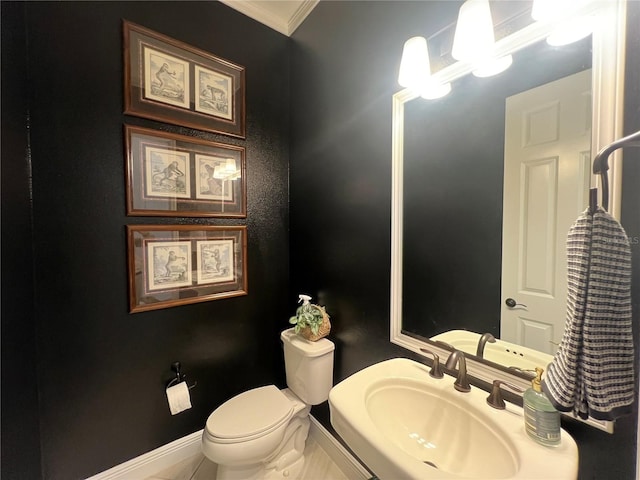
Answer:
452 0 495 63
531 0 557 22
532 0 594 46
421 81 452 100
398 36 451 99
546 16 594 46
398 36 431 92
452 0 511 77
473 55 513 78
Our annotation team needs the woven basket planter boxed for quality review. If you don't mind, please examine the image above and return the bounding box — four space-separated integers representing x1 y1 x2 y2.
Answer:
299 307 331 342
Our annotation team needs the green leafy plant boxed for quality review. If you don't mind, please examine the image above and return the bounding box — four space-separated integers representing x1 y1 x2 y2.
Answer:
289 303 326 335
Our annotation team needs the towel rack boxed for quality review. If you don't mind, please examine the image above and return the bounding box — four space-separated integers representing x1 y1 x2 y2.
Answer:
590 129 640 213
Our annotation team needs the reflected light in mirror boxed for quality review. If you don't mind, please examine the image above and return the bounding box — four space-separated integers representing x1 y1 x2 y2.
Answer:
213 159 240 180
451 0 512 77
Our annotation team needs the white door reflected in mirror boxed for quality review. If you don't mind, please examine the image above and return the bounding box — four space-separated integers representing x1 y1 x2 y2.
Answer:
501 69 592 354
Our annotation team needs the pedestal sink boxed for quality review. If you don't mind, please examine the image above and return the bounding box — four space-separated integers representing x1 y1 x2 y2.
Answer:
329 358 578 479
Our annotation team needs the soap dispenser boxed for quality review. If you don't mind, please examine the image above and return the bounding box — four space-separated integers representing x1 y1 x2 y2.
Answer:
523 367 561 446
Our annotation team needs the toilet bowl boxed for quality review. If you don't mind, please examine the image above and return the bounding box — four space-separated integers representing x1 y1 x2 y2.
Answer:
202 328 335 480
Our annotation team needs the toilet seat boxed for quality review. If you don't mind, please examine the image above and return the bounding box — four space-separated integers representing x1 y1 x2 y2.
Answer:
205 385 293 444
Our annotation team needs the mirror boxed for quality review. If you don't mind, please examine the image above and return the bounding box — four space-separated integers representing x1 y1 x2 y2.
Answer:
402 39 591 367
390 0 627 385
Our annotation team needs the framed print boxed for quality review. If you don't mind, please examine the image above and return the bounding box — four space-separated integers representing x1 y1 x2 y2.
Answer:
125 125 246 217
127 225 247 313
123 20 245 138
194 65 233 120
143 47 190 109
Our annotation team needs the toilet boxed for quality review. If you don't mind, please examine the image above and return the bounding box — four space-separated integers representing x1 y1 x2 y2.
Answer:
201 328 335 480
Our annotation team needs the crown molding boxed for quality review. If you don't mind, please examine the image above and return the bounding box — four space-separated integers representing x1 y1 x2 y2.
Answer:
220 0 318 36
288 0 319 35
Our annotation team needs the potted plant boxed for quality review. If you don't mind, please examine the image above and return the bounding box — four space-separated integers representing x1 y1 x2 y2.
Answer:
289 294 331 341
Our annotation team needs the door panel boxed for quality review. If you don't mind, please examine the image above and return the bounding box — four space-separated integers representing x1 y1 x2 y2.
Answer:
501 69 591 354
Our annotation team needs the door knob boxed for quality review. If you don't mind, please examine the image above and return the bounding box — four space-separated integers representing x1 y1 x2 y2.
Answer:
505 298 527 308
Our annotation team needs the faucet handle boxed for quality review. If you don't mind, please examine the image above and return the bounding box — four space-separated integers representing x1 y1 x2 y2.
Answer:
419 348 444 379
486 380 524 409
433 339 454 350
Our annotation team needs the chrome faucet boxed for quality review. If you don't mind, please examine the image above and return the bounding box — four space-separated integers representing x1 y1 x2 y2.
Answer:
476 332 496 358
445 350 471 392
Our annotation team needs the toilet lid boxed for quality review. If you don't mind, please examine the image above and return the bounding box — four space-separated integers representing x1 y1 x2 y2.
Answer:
206 385 293 440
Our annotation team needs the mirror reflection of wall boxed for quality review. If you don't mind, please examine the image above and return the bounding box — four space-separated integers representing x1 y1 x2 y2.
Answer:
401 36 591 344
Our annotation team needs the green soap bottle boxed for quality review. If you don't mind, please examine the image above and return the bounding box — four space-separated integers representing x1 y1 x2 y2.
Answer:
523 367 561 446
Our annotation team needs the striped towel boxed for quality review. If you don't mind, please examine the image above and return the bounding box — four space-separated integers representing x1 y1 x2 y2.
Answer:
542 207 634 421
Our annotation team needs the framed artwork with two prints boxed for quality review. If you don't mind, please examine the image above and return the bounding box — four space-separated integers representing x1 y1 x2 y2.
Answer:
125 125 246 217
123 20 245 139
127 225 247 313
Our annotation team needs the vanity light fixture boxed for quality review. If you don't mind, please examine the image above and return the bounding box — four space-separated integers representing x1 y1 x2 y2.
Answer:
398 36 451 99
451 0 512 78
531 0 595 46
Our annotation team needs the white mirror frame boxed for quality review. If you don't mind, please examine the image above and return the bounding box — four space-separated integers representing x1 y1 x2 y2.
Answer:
390 0 627 432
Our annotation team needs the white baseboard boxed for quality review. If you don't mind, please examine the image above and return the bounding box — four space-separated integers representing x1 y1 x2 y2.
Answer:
85 430 203 480
309 415 371 480
86 415 370 480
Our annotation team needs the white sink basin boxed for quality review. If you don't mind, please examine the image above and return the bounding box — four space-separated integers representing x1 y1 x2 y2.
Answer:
431 330 554 371
367 378 517 478
329 358 578 480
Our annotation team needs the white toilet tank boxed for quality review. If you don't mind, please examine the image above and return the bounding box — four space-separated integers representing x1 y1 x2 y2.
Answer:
281 328 335 405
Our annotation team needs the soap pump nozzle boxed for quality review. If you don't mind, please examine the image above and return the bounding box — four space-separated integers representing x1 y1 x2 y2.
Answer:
532 367 544 393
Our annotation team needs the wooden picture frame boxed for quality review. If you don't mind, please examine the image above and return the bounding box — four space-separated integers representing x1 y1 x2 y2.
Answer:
125 125 246 217
127 225 247 313
123 20 246 138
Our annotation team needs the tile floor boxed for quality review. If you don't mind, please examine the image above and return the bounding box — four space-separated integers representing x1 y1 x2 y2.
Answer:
145 436 351 480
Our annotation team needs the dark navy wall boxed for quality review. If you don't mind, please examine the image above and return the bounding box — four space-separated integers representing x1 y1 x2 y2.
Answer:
2 1 639 479
2 2 290 479
290 2 639 480
1 3 42 479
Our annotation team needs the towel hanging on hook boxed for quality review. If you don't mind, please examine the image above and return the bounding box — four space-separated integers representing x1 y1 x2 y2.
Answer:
542 206 634 421
588 188 598 215
590 129 640 213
